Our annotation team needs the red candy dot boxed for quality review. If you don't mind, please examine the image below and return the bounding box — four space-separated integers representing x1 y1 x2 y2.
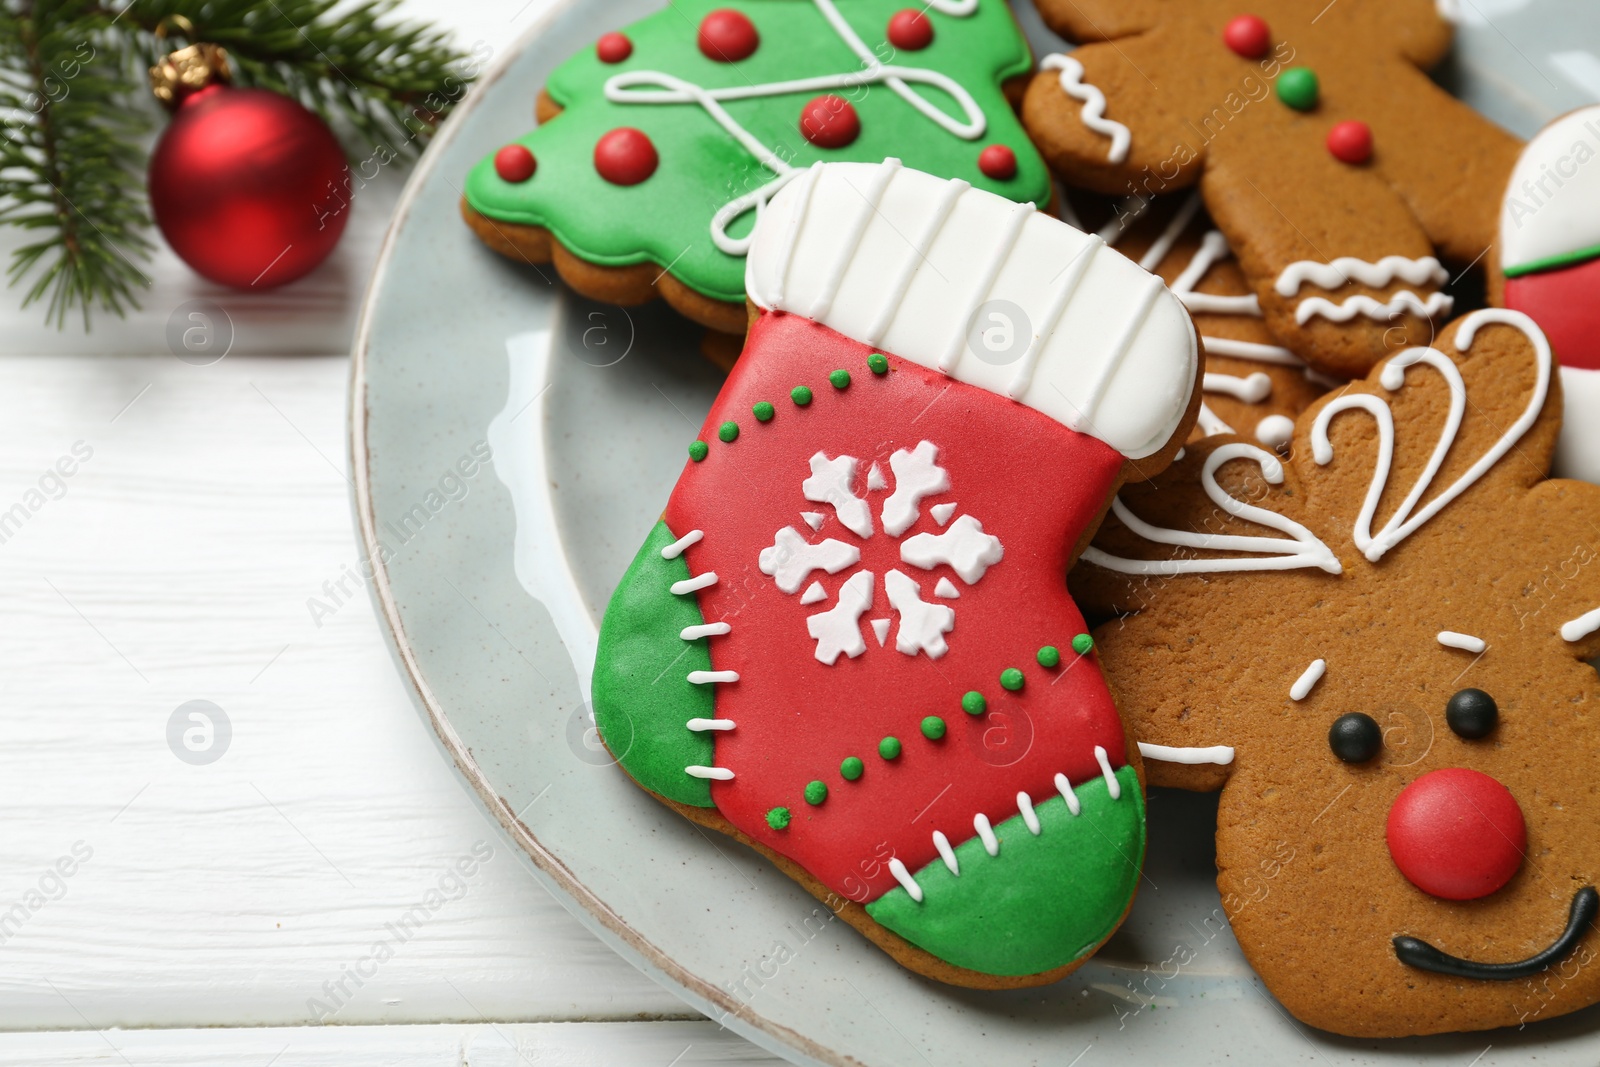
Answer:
978 144 1018 180
596 32 633 63
800 95 861 149
887 9 934 50
493 144 536 183
1223 14 1271 58
1386 768 1525 901
594 128 658 186
1327 119 1374 164
698 9 759 62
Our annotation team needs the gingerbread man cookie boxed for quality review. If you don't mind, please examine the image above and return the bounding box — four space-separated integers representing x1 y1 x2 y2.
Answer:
1021 0 1523 378
461 0 1052 334
1074 309 1600 1035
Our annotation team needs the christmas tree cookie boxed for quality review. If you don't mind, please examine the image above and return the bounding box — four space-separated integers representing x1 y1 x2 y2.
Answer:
592 162 1201 985
1019 0 1523 378
460 0 1052 335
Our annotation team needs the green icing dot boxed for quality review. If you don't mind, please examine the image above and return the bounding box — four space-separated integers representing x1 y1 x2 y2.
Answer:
1277 67 1319 111
961 691 987 716
752 401 775 422
921 716 946 740
1073 633 1095 655
1000 667 1024 691
766 806 791 830
718 421 739 443
1037 645 1061 668
879 736 902 760
804 780 829 805
791 385 813 406
867 353 889 375
840 756 864 781
828 369 851 389
687 440 709 462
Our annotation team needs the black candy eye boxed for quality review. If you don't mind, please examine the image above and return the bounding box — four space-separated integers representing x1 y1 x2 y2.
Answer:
1446 688 1498 739
1329 712 1383 763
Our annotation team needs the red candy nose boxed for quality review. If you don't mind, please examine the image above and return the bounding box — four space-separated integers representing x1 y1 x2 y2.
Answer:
1386 768 1526 900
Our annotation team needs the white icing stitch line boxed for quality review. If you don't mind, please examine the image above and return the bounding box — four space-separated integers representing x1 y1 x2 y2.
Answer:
686 718 736 732
888 857 923 902
1562 607 1600 643
1138 742 1235 766
687 670 739 685
973 813 1000 856
1041 54 1131 164
660 529 703 559
670 571 718 595
1093 746 1121 799
1054 772 1081 815
680 622 731 640
1437 630 1486 654
1290 658 1326 701
1017 791 1041 835
932 830 960 876
686 766 734 780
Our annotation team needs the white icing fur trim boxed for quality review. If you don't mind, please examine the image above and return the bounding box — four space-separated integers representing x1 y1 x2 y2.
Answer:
1093 746 1121 799
1499 105 1600 274
1312 309 1551 562
1138 743 1235 766
887 857 923 902
1081 443 1343 575
1275 256 1448 297
607 0 990 256
686 718 736 732
1289 659 1326 701
1294 290 1453 326
660 529 703 559
1561 608 1600 643
747 162 1198 458
1437 631 1486 653
1040 54 1131 164
1554 366 1600 484
686 766 734 780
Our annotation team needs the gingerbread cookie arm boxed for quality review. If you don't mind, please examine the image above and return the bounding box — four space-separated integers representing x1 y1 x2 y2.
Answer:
1201 150 1448 378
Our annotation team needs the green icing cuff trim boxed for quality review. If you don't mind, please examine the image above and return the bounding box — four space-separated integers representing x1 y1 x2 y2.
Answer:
591 520 716 807
1503 241 1600 278
865 766 1144 977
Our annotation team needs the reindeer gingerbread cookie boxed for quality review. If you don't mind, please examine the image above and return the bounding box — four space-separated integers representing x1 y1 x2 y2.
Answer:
1021 0 1523 378
1074 308 1600 1036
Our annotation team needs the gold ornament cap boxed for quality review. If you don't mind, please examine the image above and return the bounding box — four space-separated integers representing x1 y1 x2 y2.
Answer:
150 42 232 109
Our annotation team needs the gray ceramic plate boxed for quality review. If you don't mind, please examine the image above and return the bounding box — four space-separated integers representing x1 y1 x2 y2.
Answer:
350 2 1600 1064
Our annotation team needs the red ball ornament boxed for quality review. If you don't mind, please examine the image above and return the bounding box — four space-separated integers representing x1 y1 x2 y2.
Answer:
1223 14 1271 58
148 83 349 289
597 32 633 63
887 9 934 50
1327 119 1374 164
1386 768 1525 901
698 9 759 62
978 144 1018 180
800 96 861 149
594 127 659 185
494 145 537 182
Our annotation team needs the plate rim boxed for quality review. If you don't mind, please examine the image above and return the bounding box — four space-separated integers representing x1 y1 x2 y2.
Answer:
345 8 842 1065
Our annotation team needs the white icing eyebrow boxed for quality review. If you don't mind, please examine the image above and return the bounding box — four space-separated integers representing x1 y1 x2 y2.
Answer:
1290 659 1326 701
1562 607 1600 643
1437 630 1486 653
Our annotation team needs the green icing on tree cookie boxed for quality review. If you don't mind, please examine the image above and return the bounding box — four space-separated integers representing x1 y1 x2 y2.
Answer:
591 520 716 807
462 0 1051 304
865 766 1143 976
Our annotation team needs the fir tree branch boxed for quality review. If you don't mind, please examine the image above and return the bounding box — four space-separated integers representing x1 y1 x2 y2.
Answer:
0 0 153 328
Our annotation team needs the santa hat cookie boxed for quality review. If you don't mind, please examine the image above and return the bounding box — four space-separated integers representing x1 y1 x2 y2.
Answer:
592 160 1199 986
1497 105 1600 484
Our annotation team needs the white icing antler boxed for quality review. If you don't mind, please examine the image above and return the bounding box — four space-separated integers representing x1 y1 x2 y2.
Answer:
1081 443 1342 575
1311 309 1551 562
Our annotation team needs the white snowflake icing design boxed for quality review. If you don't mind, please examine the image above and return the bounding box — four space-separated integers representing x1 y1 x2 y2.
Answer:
757 441 1003 665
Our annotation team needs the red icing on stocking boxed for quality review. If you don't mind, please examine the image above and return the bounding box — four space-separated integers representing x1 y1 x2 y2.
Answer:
1504 256 1600 372
663 312 1130 902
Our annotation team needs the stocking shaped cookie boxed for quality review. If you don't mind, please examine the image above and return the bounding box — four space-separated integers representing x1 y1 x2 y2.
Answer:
592 161 1200 985
461 0 1052 334
1494 105 1600 485
1021 0 1522 378
1075 309 1600 1036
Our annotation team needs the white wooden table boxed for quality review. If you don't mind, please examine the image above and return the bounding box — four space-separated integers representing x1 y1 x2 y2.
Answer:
0 2 777 1062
